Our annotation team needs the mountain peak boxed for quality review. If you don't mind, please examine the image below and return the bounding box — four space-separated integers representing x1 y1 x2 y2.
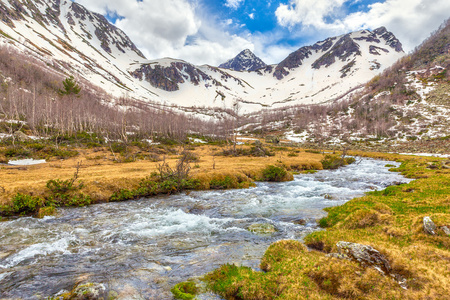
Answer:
219 49 267 71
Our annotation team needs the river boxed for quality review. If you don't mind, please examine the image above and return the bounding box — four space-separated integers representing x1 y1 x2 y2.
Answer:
0 158 412 299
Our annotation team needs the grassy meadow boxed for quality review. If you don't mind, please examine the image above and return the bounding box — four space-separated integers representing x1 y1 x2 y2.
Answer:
0 139 323 216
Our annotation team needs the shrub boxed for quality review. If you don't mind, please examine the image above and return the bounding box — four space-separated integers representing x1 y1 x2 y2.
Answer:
171 281 198 300
210 176 237 189
261 165 289 182
110 189 137 202
1 193 45 215
321 155 355 169
64 194 92 207
4 147 31 158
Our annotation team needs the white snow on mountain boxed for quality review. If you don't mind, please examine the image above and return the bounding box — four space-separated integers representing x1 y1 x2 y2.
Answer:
0 0 405 115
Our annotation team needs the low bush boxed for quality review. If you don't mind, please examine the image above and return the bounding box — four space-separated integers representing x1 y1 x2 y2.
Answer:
1 193 46 215
321 155 356 169
261 165 292 182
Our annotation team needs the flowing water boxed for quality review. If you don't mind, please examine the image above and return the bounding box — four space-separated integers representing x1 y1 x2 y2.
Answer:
0 159 412 299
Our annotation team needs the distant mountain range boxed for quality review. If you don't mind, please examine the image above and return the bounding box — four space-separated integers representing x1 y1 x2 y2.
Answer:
0 0 404 114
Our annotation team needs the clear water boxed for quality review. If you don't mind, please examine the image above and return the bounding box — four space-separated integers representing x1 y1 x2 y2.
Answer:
0 158 412 299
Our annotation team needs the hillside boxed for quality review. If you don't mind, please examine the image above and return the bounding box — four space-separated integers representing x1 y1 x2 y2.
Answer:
244 20 450 153
0 0 404 114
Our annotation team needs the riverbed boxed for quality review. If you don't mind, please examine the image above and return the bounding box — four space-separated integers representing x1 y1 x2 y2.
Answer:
0 158 412 299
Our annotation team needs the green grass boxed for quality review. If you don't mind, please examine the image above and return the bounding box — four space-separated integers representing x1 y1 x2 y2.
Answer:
200 153 450 299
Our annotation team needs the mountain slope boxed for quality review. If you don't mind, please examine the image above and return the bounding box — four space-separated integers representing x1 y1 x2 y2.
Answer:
242 20 450 153
0 0 405 114
219 49 267 71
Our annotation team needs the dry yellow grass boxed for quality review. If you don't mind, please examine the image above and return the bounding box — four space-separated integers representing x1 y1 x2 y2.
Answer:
0 144 323 205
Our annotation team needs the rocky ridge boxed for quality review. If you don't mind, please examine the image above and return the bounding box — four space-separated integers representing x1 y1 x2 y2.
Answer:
219 49 267 72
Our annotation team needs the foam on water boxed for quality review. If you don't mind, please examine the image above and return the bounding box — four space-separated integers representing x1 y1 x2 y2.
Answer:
0 234 74 269
0 158 413 299
122 208 234 237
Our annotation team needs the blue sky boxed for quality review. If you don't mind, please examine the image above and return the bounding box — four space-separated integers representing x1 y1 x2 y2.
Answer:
75 0 450 65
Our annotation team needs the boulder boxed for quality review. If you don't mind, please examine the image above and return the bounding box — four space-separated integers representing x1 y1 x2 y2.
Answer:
248 223 277 235
423 216 437 235
332 241 391 274
441 226 450 236
14 131 30 142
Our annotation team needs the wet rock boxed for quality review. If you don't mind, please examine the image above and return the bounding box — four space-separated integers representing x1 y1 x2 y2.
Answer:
441 226 450 236
248 223 277 235
293 219 307 225
70 283 106 300
323 194 333 200
423 216 437 235
14 131 30 142
331 241 391 274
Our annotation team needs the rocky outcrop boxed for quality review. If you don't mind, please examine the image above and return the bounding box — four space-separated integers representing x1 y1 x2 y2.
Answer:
219 49 267 72
373 27 404 52
356 27 403 53
329 241 391 274
423 216 437 235
132 61 213 91
312 34 361 70
369 45 390 55
328 241 408 289
273 47 312 79
69 2 145 58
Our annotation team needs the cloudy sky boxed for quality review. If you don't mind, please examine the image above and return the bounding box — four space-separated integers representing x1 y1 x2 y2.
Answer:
74 0 450 65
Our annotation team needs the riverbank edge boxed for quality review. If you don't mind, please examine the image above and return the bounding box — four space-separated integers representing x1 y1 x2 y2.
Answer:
0 148 339 218
194 151 450 300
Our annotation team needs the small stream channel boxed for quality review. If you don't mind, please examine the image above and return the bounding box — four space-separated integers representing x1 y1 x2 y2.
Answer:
0 158 412 299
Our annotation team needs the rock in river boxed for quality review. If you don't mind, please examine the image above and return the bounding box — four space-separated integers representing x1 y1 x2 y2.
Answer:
248 223 277 235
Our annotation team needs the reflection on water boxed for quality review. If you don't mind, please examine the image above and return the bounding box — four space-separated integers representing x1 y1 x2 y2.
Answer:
0 158 412 299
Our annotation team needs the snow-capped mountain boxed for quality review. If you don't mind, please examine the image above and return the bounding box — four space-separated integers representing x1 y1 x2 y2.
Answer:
219 49 267 72
0 0 405 114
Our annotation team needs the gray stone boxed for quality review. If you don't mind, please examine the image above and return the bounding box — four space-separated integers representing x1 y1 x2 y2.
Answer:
441 226 450 236
334 241 391 274
14 131 30 142
423 216 437 235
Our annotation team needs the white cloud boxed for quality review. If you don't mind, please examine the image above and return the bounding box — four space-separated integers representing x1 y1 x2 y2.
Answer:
224 0 245 10
275 0 450 52
276 0 346 30
248 13 255 19
74 0 255 65
343 0 450 51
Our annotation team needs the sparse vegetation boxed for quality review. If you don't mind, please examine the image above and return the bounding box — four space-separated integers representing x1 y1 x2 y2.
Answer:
203 152 450 299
